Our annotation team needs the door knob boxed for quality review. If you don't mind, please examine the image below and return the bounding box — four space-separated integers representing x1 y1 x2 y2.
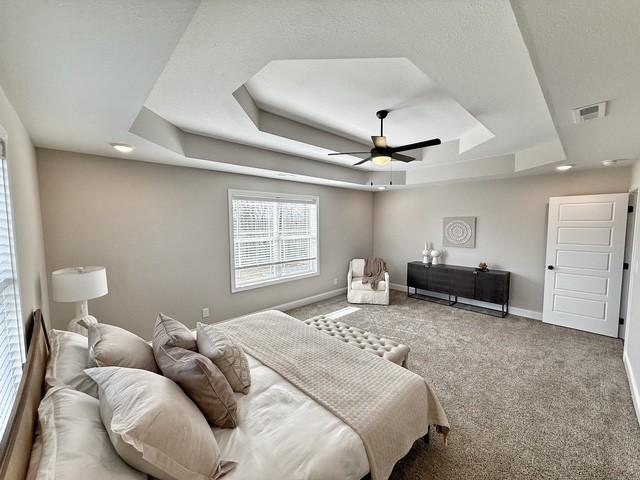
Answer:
547 265 554 270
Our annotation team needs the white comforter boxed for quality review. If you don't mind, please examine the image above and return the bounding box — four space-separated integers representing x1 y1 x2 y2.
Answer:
213 354 370 480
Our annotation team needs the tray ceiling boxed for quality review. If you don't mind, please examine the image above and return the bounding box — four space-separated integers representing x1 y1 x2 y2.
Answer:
0 0 637 189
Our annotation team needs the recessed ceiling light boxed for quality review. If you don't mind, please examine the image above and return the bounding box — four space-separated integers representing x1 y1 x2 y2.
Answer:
377 186 386 190
601 159 627 167
110 143 134 153
556 164 574 171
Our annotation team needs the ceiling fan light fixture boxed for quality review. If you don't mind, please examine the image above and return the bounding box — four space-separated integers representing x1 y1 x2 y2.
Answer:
372 155 391 166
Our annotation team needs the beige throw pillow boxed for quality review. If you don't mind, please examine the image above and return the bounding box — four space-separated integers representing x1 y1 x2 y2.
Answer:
86 366 234 480
197 323 251 394
88 323 159 373
154 344 238 428
154 312 196 351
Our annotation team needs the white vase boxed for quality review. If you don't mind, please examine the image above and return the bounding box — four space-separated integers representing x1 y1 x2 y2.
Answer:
430 249 442 265
421 240 430 263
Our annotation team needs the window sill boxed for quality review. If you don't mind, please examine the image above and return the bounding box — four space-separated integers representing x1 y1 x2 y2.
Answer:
231 270 320 293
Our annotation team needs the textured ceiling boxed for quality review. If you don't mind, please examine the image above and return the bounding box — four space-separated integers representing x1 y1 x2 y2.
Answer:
511 0 640 166
0 0 637 190
145 0 559 174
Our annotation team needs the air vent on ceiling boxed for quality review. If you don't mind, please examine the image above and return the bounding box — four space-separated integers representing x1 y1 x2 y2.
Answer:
572 101 607 124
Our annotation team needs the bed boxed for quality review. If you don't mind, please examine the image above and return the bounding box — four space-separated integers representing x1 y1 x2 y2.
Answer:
0 309 449 480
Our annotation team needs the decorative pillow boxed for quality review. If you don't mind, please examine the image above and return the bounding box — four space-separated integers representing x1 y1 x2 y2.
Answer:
86 366 235 480
197 323 251 394
154 344 237 428
45 329 97 397
88 323 158 372
35 386 146 480
154 312 196 351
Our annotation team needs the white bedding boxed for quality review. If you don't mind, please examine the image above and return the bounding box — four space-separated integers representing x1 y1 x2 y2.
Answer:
213 354 370 480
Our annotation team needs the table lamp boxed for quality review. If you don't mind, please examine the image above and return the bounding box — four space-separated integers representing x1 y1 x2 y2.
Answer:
52 266 108 335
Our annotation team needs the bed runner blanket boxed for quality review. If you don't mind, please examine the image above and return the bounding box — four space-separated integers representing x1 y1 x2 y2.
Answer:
216 310 450 480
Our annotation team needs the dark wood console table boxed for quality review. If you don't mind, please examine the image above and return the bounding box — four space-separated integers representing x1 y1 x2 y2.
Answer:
406 262 510 317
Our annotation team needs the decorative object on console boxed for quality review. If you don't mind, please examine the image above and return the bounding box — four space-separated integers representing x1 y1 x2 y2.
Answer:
422 240 431 264
51 266 108 336
443 216 477 248
477 262 489 272
430 249 442 265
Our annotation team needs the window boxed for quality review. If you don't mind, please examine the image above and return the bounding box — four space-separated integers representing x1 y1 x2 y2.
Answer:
229 190 319 291
0 136 24 439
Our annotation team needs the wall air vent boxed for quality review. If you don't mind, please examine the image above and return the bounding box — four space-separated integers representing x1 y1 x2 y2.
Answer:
572 101 607 124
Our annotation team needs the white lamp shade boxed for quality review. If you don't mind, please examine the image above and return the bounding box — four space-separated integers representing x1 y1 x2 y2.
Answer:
52 266 108 302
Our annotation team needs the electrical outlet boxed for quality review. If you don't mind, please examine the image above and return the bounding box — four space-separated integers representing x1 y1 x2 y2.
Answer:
202 307 210 319
333 277 338 285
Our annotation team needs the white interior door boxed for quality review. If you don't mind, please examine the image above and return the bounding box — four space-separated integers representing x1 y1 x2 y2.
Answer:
543 193 629 337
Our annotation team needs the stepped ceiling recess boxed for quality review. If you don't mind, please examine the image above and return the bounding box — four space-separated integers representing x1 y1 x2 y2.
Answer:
0 1 638 189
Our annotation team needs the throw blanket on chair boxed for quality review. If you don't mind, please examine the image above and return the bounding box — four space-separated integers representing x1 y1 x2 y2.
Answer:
362 257 387 290
216 310 450 480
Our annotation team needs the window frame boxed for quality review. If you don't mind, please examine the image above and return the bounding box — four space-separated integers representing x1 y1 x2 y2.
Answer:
0 127 26 442
228 189 320 293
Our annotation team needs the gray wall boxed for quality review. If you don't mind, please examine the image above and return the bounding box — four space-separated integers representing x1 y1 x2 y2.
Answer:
0 84 49 326
372 167 632 314
38 149 373 338
625 161 640 424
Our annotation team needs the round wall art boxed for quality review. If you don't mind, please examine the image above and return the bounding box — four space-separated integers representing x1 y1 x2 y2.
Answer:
443 216 476 248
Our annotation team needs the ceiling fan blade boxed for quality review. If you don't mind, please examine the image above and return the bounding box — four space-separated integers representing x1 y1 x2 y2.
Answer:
328 151 370 156
371 136 387 148
353 157 372 166
391 152 415 162
389 138 441 153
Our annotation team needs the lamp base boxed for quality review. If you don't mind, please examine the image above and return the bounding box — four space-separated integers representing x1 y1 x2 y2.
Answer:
67 300 98 336
67 314 98 336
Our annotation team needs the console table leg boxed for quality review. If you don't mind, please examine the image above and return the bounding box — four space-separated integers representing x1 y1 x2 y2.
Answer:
423 426 430 444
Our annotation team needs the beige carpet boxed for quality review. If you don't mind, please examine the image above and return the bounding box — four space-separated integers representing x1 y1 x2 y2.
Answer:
287 290 640 480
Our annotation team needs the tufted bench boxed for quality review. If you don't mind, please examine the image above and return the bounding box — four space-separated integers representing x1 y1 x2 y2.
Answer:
303 315 410 367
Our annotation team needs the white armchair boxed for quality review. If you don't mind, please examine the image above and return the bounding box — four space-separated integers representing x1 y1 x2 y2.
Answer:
347 259 390 305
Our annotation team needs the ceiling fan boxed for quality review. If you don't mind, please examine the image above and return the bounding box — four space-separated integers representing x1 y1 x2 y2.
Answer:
328 110 442 166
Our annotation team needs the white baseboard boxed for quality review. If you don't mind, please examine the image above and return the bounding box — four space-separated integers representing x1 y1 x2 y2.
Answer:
624 350 640 427
269 287 347 312
389 282 542 321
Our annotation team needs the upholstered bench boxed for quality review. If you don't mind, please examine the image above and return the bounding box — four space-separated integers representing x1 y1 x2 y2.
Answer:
303 315 410 367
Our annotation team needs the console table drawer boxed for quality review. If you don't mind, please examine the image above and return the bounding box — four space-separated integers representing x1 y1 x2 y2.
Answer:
475 272 509 304
427 267 453 294
407 263 427 290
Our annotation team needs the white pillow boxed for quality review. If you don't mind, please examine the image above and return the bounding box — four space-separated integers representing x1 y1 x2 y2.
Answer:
36 386 146 480
25 425 42 480
45 329 97 397
85 366 235 480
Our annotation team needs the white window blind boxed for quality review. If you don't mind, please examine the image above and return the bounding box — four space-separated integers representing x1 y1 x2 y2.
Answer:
229 190 319 291
0 137 24 439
